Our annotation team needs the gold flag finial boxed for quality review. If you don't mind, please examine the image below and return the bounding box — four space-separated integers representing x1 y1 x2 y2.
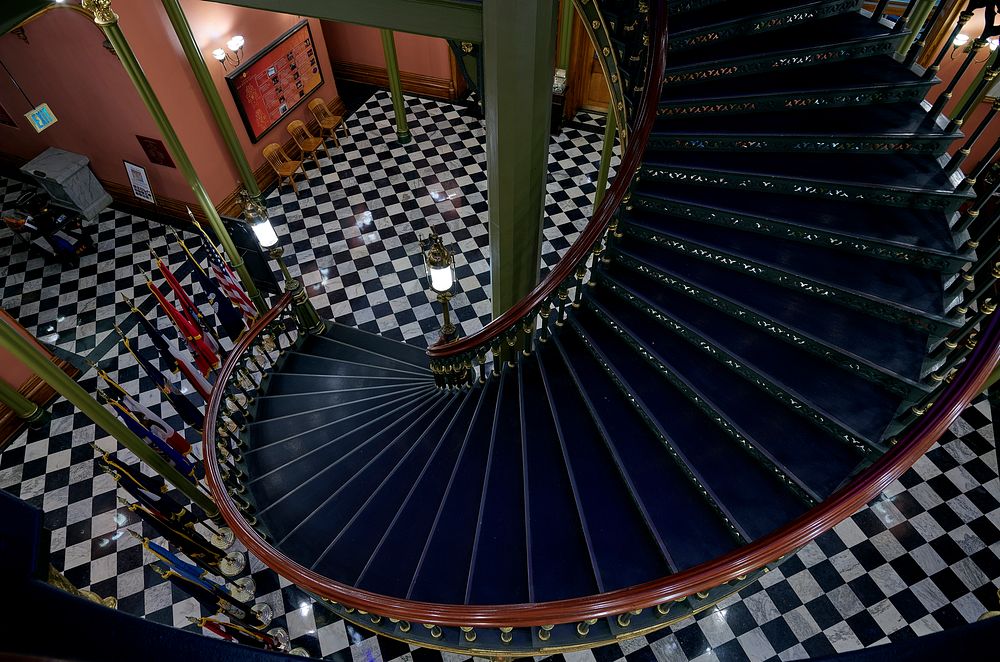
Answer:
81 0 118 26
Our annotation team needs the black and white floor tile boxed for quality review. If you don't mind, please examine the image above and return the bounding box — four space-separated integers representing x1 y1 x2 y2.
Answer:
1 88 998 662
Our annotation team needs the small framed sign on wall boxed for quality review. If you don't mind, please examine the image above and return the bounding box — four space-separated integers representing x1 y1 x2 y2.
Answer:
124 160 155 204
226 21 323 143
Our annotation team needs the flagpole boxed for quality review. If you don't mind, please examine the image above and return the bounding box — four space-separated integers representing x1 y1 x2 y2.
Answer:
149 247 226 358
0 317 217 515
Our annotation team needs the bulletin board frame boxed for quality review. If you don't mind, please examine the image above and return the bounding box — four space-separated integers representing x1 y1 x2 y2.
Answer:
225 20 323 144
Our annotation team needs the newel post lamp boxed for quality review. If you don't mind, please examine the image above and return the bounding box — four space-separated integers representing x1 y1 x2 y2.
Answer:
249 207 325 335
422 233 458 343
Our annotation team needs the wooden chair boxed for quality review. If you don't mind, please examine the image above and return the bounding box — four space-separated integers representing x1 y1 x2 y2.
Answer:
287 119 329 166
262 143 304 194
308 97 348 147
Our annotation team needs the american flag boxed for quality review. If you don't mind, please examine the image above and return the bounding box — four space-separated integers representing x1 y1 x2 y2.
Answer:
188 209 257 322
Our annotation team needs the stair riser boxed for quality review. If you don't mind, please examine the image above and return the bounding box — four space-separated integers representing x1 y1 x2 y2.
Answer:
664 32 904 86
670 0 864 53
658 82 930 117
619 226 959 335
637 165 967 213
589 285 879 451
646 133 954 156
630 194 968 271
608 252 927 397
668 0 728 15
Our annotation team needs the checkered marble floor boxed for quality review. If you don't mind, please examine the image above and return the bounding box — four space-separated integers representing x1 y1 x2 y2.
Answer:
1 87 998 662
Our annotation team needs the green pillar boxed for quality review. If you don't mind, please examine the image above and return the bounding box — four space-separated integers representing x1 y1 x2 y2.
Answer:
0 319 217 514
594 102 617 208
0 376 47 425
557 0 574 71
897 0 934 56
82 0 264 315
380 29 411 144
482 0 558 318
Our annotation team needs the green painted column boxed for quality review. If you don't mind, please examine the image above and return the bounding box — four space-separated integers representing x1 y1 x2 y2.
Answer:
557 0 574 71
0 376 46 424
897 0 934 56
0 318 217 514
380 29 411 143
482 0 558 318
82 0 264 315
594 102 617 208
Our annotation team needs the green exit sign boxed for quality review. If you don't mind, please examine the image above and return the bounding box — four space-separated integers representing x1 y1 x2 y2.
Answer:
25 103 57 133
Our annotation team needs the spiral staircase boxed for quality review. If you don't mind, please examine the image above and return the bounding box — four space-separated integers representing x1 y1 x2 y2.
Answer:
206 0 1000 656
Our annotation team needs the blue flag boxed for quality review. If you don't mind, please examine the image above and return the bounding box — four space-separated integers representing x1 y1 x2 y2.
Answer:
106 397 199 481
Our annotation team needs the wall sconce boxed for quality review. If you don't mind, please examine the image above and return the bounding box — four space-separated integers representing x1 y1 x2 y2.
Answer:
212 35 244 71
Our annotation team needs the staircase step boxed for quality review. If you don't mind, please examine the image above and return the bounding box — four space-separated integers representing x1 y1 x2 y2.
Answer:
659 56 935 117
669 0 864 53
570 307 811 540
571 294 869 499
282 350 431 380
519 356 603 601
640 151 968 212
536 343 672 591
279 395 462 570
466 368 529 604
319 321 430 369
618 219 958 335
407 378 501 603
554 332 742 570
249 390 446 543
305 394 465 579
665 13 905 85
595 270 911 443
631 181 968 270
254 382 432 419
262 371 427 395
610 240 933 382
356 388 484 597
304 333 431 374
670 0 729 16
648 101 962 155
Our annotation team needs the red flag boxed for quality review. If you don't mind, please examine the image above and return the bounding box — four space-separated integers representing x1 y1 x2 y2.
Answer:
147 280 218 376
156 256 219 355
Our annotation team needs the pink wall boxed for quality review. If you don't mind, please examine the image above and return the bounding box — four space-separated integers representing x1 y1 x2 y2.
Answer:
0 7 195 203
321 22 452 80
0 1 339 209
0 310 54 393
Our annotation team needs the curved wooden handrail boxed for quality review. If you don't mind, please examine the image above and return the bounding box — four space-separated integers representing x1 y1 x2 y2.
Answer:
426 1 669 360
209 305 1000 627
204 0 1000 628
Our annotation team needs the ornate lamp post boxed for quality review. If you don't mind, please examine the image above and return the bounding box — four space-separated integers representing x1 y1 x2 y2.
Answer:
249 209 325 335
422 233 458 343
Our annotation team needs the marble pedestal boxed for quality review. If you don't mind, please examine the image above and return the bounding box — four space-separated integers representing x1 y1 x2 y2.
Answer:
21 148 112 221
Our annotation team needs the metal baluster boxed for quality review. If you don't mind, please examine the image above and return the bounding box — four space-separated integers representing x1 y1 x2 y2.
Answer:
522 313 535 356
477 352 487 384
538 299 552 343
933 301 995 379
953 175 1000 235
895 0 919 32
871 0 891 23
960 136 1000 191
946 246 1000 304
506 331 518 368
930 22 985 113
492 342 502 377
556 284 570 326
948 99 1000 175
951 63 1000 132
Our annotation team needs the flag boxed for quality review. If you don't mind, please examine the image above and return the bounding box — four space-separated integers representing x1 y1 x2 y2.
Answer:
148 279 219 377
172 229 246 341
154 253 220 356
121 499 224 569
153 565 258 626
140 535 252 607
93 445 168 496
93 358 192 455
128 300 214 403
195 617 281 650
191 215 257 323
104 394 200 481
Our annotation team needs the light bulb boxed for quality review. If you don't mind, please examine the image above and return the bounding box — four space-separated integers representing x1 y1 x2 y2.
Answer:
227 35 245 52
428 265 453 292
212 48 226 61
954 33 970 47
252 218 279 248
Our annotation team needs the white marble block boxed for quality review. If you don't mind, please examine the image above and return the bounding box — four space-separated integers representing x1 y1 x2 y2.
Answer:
21 147 112 221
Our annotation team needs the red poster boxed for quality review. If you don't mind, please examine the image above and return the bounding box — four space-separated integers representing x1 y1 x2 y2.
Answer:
226 21 323 143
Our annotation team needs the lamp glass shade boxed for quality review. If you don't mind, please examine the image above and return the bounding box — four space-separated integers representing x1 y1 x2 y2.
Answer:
228 35 245 51
954 33 970 47
428 263 454 293
212 48 227 61
252 218 279 248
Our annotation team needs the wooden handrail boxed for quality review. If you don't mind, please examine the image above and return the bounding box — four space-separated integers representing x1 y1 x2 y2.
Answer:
427 1 669 360
204 0 1000 628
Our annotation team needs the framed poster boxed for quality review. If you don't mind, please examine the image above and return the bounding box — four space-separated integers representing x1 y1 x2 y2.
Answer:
136 135 175 168
124 160 155 204
226 21 323 143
